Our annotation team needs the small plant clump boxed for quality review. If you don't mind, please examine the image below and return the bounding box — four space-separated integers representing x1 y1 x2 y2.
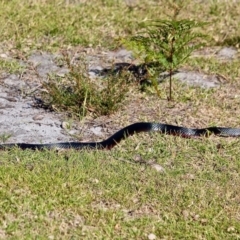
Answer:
41 54 130 118
123 19 208 100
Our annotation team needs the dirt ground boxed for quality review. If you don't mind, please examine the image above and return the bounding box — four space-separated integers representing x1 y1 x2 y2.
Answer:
0 46 238 144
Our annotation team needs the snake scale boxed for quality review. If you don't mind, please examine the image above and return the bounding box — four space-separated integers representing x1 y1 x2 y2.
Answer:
1 122 240 150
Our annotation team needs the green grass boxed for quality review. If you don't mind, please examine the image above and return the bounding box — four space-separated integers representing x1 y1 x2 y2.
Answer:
1 135 240 239
1 0 240 239
0 59 24 74
0 0 239 51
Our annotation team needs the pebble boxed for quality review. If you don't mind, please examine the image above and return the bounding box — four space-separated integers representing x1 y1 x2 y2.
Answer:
148 233 156 240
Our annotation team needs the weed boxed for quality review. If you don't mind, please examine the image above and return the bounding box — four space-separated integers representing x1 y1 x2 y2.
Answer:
41 54 129 118
0 133 11 143
0 59 24 74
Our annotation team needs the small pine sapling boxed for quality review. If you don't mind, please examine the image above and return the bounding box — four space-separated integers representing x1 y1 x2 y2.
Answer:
124 19 208 100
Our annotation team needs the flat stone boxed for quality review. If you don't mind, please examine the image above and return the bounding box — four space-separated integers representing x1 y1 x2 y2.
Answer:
159 70 220 88
28 52 69 78
216 47 238 60
174 71 220 88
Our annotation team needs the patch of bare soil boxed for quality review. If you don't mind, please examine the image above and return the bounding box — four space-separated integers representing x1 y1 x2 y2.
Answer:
0 46 238 144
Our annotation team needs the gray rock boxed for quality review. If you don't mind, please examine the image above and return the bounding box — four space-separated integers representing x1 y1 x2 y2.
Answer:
158 70 220 88
216 47 238 60
28 52 69 78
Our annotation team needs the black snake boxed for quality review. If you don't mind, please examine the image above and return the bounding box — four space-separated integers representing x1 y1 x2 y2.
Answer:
1 122 240 150
1 63 239 150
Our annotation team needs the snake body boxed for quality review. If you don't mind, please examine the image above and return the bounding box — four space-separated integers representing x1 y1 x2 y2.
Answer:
1 122 240 150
